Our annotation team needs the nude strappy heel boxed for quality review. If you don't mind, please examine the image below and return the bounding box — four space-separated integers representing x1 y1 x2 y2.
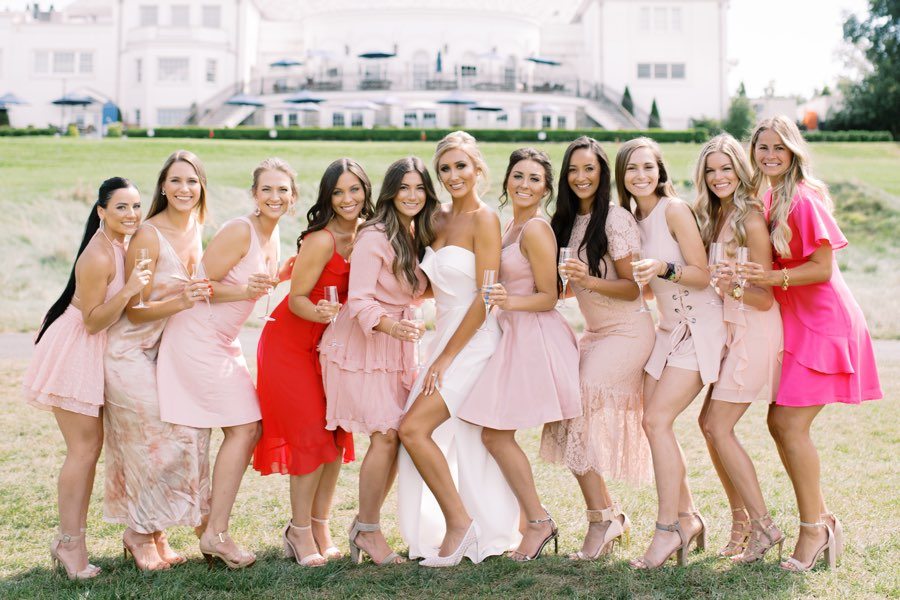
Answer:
348 516 405 565
509 512 558 561
679 510 708 553
629 520 689 569
569 505 631 561
310 516 342 560
732 514 784 564
283 520 326 567
780 521 836 572
49 532 100 580
718 507 750 558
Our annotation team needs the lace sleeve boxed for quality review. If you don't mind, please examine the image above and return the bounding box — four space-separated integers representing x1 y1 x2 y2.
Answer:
606 206 640 261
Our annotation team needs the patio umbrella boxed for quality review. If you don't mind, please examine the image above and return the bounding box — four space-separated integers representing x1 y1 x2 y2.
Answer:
0 92 27 105
437 91 477 105
285 91 325 104
338 100 381 110
374 95 401 106
358 51 396 59
525 56 561 66
226 93 265 107
522 103 560 113
270 58 303 68
469 104 504 112
52 93 95 106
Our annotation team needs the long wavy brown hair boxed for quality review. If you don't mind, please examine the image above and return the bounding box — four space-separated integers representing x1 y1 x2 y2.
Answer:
147 150 208 223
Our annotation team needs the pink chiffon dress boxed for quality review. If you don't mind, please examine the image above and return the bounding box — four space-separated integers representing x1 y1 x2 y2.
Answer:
637 197 726 385
22 231 125 417
157 217 265 428
103 222 211 534
320 225 427 434
540 207 656 484
764 183 882 406
711 225 783 403
457 218 581 430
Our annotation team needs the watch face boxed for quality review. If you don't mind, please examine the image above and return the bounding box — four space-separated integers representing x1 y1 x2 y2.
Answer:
732 286 744 299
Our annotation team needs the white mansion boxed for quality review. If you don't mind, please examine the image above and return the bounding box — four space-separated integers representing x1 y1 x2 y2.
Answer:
0 0 729 131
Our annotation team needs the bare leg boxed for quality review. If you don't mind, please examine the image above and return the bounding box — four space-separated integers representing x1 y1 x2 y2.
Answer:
398 391 471 556
287 466 327 566
768 406 828 517
310 457 343 556
355 430 402 563
481 428 552 558
573 470 629 557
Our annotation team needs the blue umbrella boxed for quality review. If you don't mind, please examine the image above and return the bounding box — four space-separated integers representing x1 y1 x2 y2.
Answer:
52 93 95 106
0 92 27 105
437 91 477 105
270 58 303 68
469 104 504 112
285 90 325 104
526 56 561 66
226 93 265 107
358 51 396 59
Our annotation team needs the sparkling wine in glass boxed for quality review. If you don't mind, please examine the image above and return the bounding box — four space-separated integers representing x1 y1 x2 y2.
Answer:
478 269 497 331
411 305 426 370
258 258 276 322
735 246 750 312
558 247 573 307
192 262 214 321
133 248 150 309
631 249 652 314
707 242 724 306
324 285 341 347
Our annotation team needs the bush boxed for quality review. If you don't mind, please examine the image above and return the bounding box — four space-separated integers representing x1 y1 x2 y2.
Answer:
0 126 57 137
803 130 893 142
66 124 79 137
106 122 123 138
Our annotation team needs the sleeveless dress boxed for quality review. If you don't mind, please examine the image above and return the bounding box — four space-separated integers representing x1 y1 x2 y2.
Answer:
711 225 783 403
396 245 520 563
457 219 581 429
764 183 882 406
103 222 211 534
540 207 656 484
637 197 726 385
253 230 355 476
320 225 427 434
157 217 266 427
23 230 126 418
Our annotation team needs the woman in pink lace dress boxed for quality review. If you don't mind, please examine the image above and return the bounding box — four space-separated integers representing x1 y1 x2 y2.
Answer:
540 137 655 561
23 177 149 579
743 116 882 572
104 151 215 571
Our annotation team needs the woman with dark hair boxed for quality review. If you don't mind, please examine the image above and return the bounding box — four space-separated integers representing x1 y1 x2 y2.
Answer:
253 158 373 567
540 136 655 561
321 156 438 566
456 147 580 561
103 150 215 571
23 177 149 579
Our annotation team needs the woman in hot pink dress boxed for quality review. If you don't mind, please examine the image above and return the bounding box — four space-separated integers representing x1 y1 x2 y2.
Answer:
743 116 882 572
23 177 149 579
157 158 298 568
457 147 580 561
321 157 437 565
692 134 785 563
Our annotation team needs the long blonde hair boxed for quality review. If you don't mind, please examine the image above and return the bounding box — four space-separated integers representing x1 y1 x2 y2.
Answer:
693 133 762 249
614 137 678 215
749 116 831 257
433 130 490 195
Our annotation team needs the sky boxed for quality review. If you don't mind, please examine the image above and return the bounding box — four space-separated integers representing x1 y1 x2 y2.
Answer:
2 0 873 99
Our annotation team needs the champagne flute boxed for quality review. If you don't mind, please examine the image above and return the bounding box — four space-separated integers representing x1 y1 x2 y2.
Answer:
707 242 724 306
258 258 276 322
631 249 652 314
411 305 426 371
192 262 214 321
133 248 150 309
323 285 341 347
735 246 750 312
478 269 497 331
558 247 573 307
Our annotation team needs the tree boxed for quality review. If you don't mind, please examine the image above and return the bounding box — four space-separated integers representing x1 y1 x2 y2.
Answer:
723 83 755 139
621 86 634 115
737 81 747 97
830 0 900 136
648 99 661 128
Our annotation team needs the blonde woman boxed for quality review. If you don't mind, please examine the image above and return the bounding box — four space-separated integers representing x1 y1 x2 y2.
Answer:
742 116 882 571
693 134 784 563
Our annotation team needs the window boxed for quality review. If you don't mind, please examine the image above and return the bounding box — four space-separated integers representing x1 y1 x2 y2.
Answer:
496 113 508 123
273 113 284 126
79 52 93 74
557 116 567 129
639 7 650 30
671 7 683 31
332 112 345 127
637 63 651 79
205 59 217 83
671 63 686 79
288 112 298 126
158 57 189 82
202 5 222 28
136 58 142 82
157 108 190 125
423 112 437 127
653 7 667 31
134 108 141 126
34 50 49 74
460 65 477 78
351 112 364 127
403 112 418 127
53 52 76 74
654 63 669 79
541 115 552 128
139 5 158 26
171 5 189 27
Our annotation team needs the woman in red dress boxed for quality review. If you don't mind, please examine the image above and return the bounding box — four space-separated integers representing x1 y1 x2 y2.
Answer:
253 158 373 566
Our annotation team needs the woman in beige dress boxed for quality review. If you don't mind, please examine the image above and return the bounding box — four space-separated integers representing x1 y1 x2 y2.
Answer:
103 150 214 571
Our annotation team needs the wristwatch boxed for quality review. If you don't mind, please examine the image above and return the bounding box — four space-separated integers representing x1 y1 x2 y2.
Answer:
729 284 744 300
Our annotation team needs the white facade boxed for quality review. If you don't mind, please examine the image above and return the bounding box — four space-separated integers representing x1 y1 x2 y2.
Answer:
0 0 729 130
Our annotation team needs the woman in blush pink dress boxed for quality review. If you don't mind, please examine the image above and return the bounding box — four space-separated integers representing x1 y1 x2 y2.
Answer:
104 151 215 571
625 137 727 569
23 177 149 579
157 158 298 568
692 134 785 564
457 147 580 561
742 116 882 572
540 137 654 561
321 157 438 565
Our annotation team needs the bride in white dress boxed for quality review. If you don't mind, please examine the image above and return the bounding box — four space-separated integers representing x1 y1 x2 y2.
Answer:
397 131 520 566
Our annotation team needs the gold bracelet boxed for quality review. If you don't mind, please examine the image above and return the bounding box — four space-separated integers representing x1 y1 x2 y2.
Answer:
672 264 683 284
389 322 399 338
781 268 790 291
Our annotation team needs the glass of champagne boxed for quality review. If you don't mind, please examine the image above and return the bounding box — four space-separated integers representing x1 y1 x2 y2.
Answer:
707 242 724 306
258 259 276 322
478 269 496 331
133 248 150 309
558 247 573 307
411 305 426 371
735 246 750 312
631 249 652 314
192 262 214 321
323 285 341 347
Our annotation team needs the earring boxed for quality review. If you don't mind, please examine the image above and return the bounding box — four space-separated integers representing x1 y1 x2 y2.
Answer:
161 190 166 196
254 207 261 216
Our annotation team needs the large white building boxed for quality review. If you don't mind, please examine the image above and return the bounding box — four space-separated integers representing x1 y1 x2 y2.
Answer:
0 0 729 131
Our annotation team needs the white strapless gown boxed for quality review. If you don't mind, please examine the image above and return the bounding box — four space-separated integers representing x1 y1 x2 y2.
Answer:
397 246 521 562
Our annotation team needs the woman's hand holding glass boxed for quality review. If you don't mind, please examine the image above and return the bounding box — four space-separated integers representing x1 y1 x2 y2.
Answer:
484 282 509 310
124 258 152 298
246 273 274 301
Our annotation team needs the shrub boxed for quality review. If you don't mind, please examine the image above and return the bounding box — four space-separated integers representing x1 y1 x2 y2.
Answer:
803 130 893 142
0 126 57 137
106 122 123 138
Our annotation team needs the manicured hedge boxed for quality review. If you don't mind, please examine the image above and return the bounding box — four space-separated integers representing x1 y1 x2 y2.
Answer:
0 126 57 136
803 130 893 142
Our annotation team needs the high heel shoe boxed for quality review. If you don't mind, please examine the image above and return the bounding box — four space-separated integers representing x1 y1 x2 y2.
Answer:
419 521 478 568
679 510 707 553
509 512 558 561
717 507 750 558
780 521 836 572
200 530 256 569
629 520 689 569
123 531 171 571
821 512 844 561
153 530 187 566
282 520 326 567
348 516 405 565
310 516 342 560
49 532 100 580
732 514 784 564
569 504 631 561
